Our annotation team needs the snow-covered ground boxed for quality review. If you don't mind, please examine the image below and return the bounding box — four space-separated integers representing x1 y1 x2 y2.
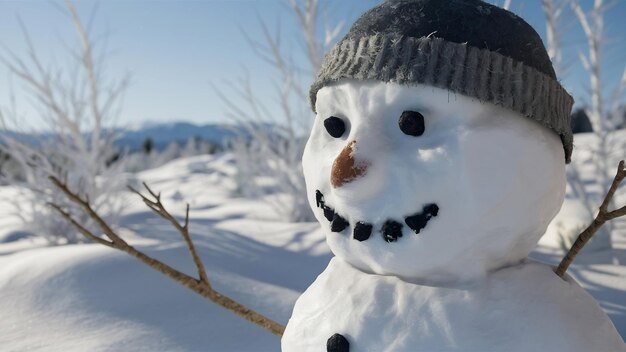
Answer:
0 154 328 351
1 143 626 351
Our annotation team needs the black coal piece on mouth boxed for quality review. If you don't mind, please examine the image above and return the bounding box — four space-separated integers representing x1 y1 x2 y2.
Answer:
382 220 403 243
316 190 348 233
323 205 335 222
405 203 439 234
316 190 325 208
315 190 369 238
316 190 339 223
331 213 349 232
353 222 373 242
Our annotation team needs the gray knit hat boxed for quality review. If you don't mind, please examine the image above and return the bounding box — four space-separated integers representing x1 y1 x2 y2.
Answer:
310 0 574 163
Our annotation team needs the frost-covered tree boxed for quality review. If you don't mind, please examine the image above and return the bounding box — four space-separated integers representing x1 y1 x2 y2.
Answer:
490 0 512 10
218 0 342 222
541 0 567 76
0 1 129 244
142 137 154 155
539 0 626 251
157 141 182 163
570 0 626 134
181 136 202 158
570 0 626 250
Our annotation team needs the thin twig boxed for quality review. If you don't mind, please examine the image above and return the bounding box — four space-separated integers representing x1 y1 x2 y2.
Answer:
48 176 126 246
555 160 626 277
128 185 210 286
47 203 113 247
49 175 285 336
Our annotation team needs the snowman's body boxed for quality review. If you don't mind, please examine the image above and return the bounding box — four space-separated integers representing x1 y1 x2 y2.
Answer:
283 258 624 351
281 81 626 351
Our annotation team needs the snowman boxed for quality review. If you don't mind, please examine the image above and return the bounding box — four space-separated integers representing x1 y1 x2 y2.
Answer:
281 0 626 351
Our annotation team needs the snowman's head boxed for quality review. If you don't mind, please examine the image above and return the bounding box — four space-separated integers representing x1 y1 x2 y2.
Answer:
304 0 574 283
303 80 566 283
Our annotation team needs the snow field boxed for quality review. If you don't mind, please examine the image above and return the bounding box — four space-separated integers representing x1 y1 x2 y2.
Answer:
0 154 329 351
0 148 625 351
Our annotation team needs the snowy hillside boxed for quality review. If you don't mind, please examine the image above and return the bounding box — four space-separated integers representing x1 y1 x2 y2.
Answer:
0 154 329 351
1 143 626 351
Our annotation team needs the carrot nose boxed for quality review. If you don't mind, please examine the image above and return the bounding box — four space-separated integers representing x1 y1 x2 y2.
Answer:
331 141 368 188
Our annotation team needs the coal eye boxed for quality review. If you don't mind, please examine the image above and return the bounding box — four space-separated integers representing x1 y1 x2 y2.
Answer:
324 116 345 138
399 110 425 136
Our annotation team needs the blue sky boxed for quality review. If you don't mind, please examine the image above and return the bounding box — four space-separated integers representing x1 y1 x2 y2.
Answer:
1 0 625 131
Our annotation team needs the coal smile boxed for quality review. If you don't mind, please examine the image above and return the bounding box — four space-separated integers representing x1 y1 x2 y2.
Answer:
315 190 439 243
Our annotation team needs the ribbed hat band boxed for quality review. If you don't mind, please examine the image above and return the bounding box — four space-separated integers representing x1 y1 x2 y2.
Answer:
310 35 574 162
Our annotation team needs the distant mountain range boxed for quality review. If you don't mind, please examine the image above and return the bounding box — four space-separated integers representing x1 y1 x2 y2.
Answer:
116 121 244 152
0 121 278 153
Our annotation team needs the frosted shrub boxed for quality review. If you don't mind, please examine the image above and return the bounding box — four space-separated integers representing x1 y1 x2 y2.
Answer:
230 129 311 221
538 0 626 251
0 2 128 244
221 0 342 222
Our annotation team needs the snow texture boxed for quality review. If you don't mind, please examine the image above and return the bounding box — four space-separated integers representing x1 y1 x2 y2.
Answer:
302 80 566 284
0 132 625 350
283 257 626 351
285 80 626 351
0 154 329 351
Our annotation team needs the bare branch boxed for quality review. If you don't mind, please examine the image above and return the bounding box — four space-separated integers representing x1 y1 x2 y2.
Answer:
570 0 606 132
128 184 210 285
598 160 625 212
49 176 127 246
542 0 565 76
50 176 285 336
48 202 113 247
214 0 327 222
608 67 626 127
0 0 130 246
555 160 626 277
